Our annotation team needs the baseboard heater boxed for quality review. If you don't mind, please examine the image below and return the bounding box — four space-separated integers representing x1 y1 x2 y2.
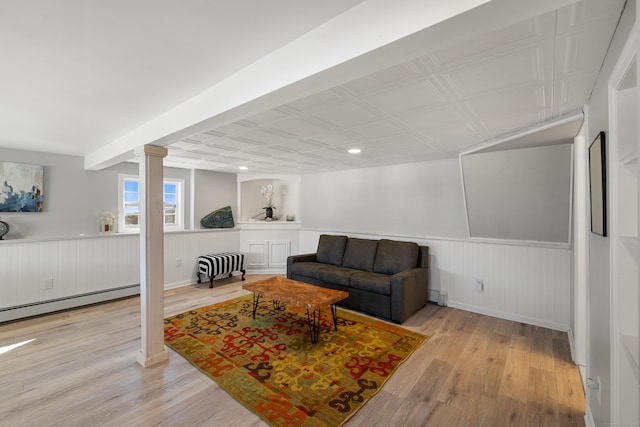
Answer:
0 284 140 323
429 290 448 307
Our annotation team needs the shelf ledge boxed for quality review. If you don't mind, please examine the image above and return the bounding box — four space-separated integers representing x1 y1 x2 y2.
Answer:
620 235 639 246
620 148 638 166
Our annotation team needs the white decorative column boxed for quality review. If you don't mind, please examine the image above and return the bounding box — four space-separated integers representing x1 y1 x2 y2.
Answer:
134 144 169 368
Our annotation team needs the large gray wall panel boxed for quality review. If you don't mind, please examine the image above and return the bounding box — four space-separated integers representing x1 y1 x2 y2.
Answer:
461 144 573 243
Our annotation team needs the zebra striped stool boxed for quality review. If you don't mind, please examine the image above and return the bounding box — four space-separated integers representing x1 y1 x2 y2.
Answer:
197 252 246 288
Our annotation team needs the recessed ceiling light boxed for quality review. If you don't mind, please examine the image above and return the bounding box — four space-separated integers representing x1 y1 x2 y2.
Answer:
238 166 248 170
348 148 361 154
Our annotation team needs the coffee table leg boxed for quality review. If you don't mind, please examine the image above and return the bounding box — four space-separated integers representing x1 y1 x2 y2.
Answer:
330 304 339 331
306 309 321 344
272 300 285 311
251 293 260 318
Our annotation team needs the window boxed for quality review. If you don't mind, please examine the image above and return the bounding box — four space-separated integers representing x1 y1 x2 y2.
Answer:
163 182 178 226
123 179 140 226
118 175 184 232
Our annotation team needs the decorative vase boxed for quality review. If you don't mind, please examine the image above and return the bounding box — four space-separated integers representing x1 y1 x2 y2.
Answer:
265 207 274 219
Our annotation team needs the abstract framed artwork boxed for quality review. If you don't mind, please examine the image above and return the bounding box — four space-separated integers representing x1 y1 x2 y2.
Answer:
588 131 606 236
0 161 44 212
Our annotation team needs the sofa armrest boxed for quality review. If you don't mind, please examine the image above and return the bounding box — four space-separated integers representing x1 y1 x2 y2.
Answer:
390 267 429 323
287 253 317 278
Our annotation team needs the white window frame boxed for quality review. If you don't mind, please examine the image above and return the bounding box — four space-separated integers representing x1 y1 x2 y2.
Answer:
117 174 185 232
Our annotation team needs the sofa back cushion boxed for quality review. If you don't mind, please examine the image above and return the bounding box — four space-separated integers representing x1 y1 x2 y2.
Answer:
341 238 378 272
373 239 419 275
316 234 348 266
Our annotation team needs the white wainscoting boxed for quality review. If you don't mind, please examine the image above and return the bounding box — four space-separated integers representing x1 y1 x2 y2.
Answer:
0 229 240 322
1 228 571 330
0 234 140 311
0 234 140 322
299 230 572 331
163 229 240 288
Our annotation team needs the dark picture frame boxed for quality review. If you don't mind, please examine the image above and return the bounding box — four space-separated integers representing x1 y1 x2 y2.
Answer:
589 131 607 236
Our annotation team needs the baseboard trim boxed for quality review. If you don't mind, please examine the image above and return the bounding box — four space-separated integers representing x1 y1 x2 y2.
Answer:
164 279 197 290
0 284 140 323
567 326 577 362
245 268 286 275
448 301 568 332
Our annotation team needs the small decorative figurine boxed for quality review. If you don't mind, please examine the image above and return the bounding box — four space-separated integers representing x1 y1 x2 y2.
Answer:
201 206 235 228
100 211 115 234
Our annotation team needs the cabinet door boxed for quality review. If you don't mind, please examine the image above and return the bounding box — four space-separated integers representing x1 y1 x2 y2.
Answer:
246 240 268 268
269 240 291 268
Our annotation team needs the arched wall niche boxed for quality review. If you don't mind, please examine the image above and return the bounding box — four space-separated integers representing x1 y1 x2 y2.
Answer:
238 175 300 222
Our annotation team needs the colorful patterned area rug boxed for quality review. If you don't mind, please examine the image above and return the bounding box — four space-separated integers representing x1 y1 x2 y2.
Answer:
164 295 427 427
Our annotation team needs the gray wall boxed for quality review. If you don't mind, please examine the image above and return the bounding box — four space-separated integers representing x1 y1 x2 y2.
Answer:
585 1 636 424
0 148 111 239
300 158 468 239
461 144 573 243
193 169 238 228
0 147 234 239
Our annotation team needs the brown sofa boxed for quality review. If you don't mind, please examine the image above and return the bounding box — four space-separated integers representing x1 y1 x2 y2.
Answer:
287 234 429 323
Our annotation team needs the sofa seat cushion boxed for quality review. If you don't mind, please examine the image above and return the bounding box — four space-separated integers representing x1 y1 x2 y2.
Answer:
350 272 392 296
316 266 355 287
341 238 378 272
316 234 348 266
289 262 326 280
373 239 419 275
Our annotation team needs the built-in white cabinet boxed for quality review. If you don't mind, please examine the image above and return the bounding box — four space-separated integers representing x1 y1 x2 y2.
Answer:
268 240 291 269
245 240 269 268
615 150 639 422
243 239 291 272
236 174 301 274
610 50 638 426
239 221 299 274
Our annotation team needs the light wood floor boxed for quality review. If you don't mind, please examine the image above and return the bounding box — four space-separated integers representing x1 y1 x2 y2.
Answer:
0 275 585 427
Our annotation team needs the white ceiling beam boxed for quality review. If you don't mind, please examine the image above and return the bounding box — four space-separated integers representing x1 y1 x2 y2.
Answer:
85 0 580 171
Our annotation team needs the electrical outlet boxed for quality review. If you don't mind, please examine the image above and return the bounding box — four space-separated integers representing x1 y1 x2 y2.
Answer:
43 278 53 290
176 259 182 268
475 278 484 292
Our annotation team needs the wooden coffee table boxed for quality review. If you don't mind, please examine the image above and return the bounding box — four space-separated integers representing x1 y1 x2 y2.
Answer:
242 276 349 344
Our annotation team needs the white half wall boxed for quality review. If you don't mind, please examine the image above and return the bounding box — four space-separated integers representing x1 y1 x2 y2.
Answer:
0 229 240 322
164 229 240 287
